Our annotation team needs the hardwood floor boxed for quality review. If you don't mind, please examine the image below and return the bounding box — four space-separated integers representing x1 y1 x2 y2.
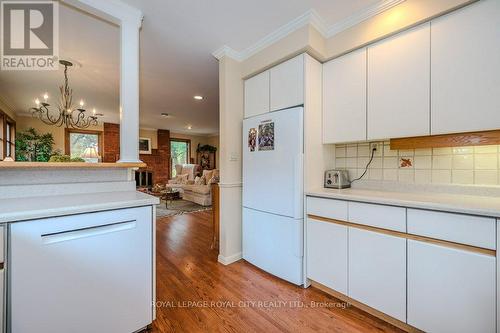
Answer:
152 210 404 333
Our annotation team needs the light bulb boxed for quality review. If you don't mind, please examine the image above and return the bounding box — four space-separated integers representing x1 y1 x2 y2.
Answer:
79 100 84 107
92 108 96 115
35 98 40 105
43 93 48 101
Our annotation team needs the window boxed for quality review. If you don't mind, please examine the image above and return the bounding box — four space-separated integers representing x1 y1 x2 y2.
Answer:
65 129 102 163
170 139 190 177
0 110 15 160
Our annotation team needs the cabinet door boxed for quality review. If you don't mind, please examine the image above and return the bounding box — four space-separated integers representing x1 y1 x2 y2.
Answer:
306 218 348 294
323 49 367 143
348 228 406 321
431 0 500 134
270 55 304 111
367 23 430 140
244 70 270 118
408 240 495 333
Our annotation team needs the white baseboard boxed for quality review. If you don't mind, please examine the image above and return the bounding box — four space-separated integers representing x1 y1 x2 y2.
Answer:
217 252 242 265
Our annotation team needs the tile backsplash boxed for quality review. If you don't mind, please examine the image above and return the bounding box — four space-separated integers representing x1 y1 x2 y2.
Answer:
335 142 500 186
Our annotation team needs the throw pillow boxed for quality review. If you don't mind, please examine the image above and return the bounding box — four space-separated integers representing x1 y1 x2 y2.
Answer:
177 173 189 184
208 175 219 184
194 176 206 185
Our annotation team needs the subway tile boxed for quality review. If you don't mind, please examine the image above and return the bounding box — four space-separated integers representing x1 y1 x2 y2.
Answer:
475 154 498 170
452 170 474 185
346 145 358 157
369 168 383 180
398 169 415 183
357 157 370 168
433 147 453 155
453 146 473 155
336 145 346 158
398 149 415 156
383 169 398 181
414 148 432 156
474 145 498 154
370 157 383 169
475 170 498 185
347 169 358 180
383 145 398 157
432 170 452 184
346 158 357 168
414 156 432 169
452 154 473 170
415 170 432 184
432 155 452 169
335 158 346 168
358 144 370 157
383 157 398 169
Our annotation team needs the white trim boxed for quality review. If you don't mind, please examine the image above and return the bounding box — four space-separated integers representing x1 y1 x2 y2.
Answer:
217 252 242 265
218 182 243 188
61 0 143 27
326 0 406 37
212 0 405 62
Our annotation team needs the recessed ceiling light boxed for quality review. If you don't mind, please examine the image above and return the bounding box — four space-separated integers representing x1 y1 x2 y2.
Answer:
161 113 171 117
194 95 203 100
187 125 193 130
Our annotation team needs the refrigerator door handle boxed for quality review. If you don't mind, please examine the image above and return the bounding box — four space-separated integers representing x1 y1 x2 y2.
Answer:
293 152 304 219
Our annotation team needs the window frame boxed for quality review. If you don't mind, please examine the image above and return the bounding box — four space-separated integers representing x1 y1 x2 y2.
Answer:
0 109 16 160
170 138 191 177
65 128 103 160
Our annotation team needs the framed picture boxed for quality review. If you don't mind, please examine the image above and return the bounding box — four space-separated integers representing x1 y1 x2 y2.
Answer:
139 137 152 154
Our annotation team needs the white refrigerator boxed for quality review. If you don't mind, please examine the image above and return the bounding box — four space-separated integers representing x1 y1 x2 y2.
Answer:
242 106 304 285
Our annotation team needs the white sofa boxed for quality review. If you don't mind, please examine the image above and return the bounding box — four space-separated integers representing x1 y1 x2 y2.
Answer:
166 165 218 206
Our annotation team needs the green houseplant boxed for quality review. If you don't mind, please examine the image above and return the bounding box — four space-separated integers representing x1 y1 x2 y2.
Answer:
15 127 55 162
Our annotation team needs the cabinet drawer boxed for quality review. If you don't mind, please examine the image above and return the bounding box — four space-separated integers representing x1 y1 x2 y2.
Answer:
306 197 347 221
407 209 495 249
348 202 406 232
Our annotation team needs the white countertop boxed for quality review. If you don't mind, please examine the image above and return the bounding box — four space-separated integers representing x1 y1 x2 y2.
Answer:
0 191 160 223
307 187 500 218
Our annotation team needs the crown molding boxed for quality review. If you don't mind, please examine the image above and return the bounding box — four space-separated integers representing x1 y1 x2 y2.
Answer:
212 0 405 62
326 0 406 37
61 0 143 28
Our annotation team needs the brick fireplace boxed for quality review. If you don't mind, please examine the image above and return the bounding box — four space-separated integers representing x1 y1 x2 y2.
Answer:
103 123 171 184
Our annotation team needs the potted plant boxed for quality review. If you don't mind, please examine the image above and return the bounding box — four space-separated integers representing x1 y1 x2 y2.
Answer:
15 127 55 162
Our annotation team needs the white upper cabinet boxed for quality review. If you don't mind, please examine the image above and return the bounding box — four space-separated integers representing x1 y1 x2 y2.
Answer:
270 55 304 111
244 70 270 118
323 49 367 144
367 23 430 140
431 0 500 134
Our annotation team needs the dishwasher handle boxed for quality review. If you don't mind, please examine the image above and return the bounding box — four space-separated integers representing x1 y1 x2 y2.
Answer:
41 220 137 245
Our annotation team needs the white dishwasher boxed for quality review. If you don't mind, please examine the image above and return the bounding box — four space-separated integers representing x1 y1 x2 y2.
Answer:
9 206 153 333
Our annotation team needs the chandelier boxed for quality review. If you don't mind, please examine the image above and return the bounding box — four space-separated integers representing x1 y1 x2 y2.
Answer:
30 60 99 129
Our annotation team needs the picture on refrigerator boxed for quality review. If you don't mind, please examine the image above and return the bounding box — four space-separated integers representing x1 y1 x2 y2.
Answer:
258 122 274 151
248 128 257 152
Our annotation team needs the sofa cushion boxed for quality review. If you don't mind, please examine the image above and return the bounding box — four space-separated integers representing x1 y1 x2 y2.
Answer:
194 176 206 185
185 185 211 195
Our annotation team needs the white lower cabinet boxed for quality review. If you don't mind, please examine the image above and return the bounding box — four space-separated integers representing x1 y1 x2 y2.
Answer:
306 218 348 294
407 240 495 333
348 228 406 321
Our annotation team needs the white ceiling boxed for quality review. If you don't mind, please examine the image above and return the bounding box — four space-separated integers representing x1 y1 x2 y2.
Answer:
0 0 382 135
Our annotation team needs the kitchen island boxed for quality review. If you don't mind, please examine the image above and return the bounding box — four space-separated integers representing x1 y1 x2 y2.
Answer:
0 163 159 333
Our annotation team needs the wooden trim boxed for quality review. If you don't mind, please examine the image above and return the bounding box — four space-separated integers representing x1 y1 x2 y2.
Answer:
0 108 16 160
310 281 424 333
65 128 103 157
0 162 145 169
307 214 496 256
390 130 500 150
